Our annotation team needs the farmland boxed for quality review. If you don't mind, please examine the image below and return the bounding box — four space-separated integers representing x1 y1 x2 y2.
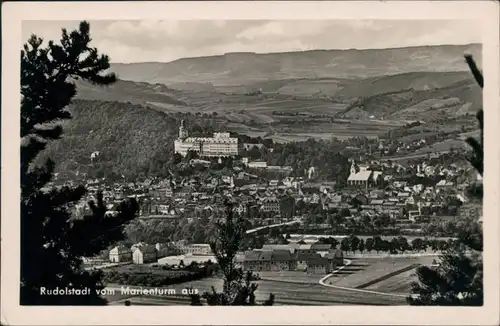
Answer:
323 256 435 292
364 267 420 294
104 276 408 306
75 58 481 145
257 271 325 284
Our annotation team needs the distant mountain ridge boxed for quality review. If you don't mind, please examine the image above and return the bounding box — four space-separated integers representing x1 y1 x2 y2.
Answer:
109 43 482 86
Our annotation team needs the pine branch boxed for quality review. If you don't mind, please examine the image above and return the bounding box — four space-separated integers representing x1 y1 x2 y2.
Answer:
20 21 129 305
464 54 483 89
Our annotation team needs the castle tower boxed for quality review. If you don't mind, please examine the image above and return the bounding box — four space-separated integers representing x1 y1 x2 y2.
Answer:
179 120 188 139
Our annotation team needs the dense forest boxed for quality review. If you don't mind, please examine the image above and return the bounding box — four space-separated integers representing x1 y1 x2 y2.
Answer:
37 99 222 180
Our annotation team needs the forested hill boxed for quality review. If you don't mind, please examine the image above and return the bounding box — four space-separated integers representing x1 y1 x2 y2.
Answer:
38 99 353 182
37 100 220 180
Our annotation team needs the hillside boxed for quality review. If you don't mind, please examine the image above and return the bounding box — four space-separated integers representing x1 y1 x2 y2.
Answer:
335 71 473 98
109 44 482 86
38 100 220 180
337 78 481 120
74 79 189 107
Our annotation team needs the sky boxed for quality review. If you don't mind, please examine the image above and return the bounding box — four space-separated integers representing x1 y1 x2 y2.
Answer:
22 20 482 63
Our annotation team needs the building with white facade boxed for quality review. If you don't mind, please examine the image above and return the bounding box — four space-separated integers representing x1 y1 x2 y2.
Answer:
173 120 240 157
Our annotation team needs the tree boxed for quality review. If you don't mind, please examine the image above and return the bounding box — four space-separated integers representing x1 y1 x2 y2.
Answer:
20 21 139 305
412 238 424 252
365 237 374 252
390 237 400 254
349 235 360 253
279 196 295 218
339 208 351 218
397 236 410 253
340 237 350 254
190 200 274 305
408 55 484 306
358 239 365 253
373 236 383 253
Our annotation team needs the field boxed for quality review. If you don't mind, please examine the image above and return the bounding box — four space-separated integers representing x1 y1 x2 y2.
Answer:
75 64 480 145
105 276 407 306
364 267 419 294
257 271 325 284
103 254 441 306
324 256 436 293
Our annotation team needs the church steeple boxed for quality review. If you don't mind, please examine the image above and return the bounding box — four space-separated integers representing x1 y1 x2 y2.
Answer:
179 119 188 139
350 159 358 175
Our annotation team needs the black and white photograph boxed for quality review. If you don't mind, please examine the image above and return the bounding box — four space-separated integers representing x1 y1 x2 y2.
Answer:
2 1 499 325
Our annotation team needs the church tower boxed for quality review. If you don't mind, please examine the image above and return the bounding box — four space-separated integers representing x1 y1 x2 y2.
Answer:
178 119 188 139
350 159 358 175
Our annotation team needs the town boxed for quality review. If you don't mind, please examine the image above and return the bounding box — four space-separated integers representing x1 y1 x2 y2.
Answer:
16 16 487 315
38 117 482 305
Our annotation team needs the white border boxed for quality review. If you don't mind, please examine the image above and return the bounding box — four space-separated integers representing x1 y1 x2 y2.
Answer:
2 1 499 325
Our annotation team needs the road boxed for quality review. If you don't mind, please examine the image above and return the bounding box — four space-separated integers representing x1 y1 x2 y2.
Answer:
246 220 301 235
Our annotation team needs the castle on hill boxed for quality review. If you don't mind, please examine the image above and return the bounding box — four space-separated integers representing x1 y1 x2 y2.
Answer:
173 120 240 158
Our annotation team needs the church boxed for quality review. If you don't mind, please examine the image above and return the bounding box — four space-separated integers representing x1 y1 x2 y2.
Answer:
173 120 240 158
347 160 383 189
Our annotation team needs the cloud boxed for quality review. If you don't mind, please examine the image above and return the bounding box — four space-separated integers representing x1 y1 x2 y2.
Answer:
21 19 482 63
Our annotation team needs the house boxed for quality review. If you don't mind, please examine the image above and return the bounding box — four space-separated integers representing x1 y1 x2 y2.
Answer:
253 250 273 271
296 244 315 254
306 256 331 274
269 180 280 187
131 242 147 252
405 195 416 205
325 194 344 208
392 181 408 189
397 192 410 199
109 245 132 263
242 250 263 271
458 203 482 220
325 249 344 268
155 243 179 257
132 245 157 264
262 244 299 253
243 143 264 151
370 199 384 209
310 243 334 252
261 197 280 213
369 190 384 199
436 180 455 188
269 250 296 271
248 161 267 169
234 204 248 215
267 166 293 172
181 244 213 255
296 253 322 271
